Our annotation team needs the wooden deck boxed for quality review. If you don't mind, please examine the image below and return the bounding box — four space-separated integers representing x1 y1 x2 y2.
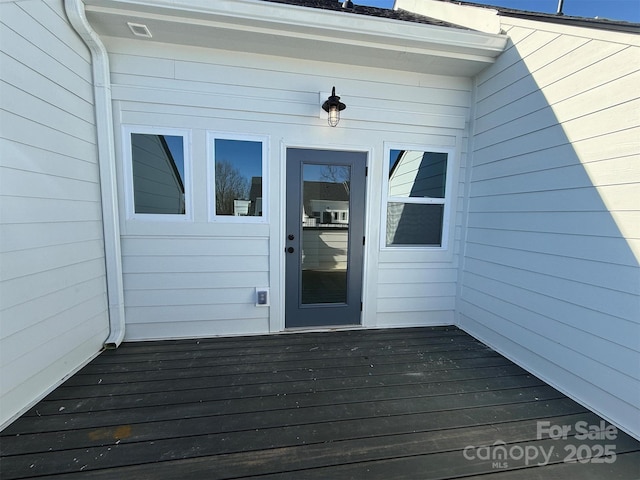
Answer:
1 326 639 479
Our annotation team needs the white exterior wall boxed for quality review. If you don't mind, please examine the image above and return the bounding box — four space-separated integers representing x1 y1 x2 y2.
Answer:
102 37 472 340
0 1 109 429
458 19 640 438
378 144 465 326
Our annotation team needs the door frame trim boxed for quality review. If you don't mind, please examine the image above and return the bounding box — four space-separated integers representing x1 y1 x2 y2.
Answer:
273 140 373 333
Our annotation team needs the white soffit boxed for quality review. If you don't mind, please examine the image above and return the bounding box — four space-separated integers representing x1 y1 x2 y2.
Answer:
83 0 507 76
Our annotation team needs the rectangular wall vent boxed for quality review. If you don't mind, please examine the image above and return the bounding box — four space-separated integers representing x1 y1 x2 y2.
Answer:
127 22 152 38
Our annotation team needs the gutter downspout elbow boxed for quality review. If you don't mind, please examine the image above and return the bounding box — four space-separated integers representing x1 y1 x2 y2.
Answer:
65 0 125 348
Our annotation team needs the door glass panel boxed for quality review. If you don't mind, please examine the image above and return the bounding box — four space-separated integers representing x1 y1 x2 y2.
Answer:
301 164 351 304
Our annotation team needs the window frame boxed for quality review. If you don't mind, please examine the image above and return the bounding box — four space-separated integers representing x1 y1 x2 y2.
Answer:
207 132 269 224
122 125 192 222
380 143 455 250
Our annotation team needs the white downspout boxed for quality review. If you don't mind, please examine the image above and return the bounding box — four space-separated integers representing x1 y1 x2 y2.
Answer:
65 0 125 348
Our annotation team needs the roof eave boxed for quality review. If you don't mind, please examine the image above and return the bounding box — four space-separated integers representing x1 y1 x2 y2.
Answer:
84 0 508 76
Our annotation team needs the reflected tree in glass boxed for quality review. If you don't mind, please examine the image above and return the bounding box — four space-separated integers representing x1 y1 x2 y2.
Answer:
215 160 250 215
213 138 263 217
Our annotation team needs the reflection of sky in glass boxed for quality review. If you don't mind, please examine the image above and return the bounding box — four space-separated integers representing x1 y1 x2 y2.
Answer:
164 135 184 181
215 139 262 180
304 164 331 182
303 164 350 182
163 137 264 183
390 149 402 170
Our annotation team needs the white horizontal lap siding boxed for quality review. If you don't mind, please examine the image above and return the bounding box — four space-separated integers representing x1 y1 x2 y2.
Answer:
460 19 640 439
377 139 468 329
105 39 470 131
120 235 270 340
0 1 109 429
377 261 459 326
105 37 472 336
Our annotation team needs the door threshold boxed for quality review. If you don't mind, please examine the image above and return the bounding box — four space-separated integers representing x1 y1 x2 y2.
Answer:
283 324 364 334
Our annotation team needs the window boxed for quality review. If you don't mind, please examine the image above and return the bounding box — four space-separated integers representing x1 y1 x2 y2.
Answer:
208 133 268 222
382 146 452 248
123 127 191 219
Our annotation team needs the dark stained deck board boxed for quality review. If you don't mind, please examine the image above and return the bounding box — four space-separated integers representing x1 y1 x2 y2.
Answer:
3 380 561 453
1 398 586 458
21 373 543 418
4 383 564 435
83 340 489 370
23 351 515 415
64 329 487 370
53 441 640 480
64 347 502 376
9 419 640 480
35 362 530 404
1 326 638 479
82 327 472 359
34 352 515 389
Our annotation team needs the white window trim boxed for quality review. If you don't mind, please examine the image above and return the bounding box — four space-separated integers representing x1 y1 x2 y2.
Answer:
380 143 455 251
122 125 193 222
207 131 269 224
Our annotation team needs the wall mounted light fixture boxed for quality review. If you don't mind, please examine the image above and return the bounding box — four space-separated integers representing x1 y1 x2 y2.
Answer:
322 87 346 127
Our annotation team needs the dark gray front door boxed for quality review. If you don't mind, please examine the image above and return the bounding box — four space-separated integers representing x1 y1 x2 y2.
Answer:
285 148 366 328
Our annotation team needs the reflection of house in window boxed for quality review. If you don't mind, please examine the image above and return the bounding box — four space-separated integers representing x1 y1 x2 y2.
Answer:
302 182 349 227
301 180 350 275
389 150 446 198
247 176 263 216
231 176 262 217
131 134 185 214
233 199 251 216
387 150 447 246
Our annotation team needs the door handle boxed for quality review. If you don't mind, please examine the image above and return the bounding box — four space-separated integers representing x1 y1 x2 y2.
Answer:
287 247 295 253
